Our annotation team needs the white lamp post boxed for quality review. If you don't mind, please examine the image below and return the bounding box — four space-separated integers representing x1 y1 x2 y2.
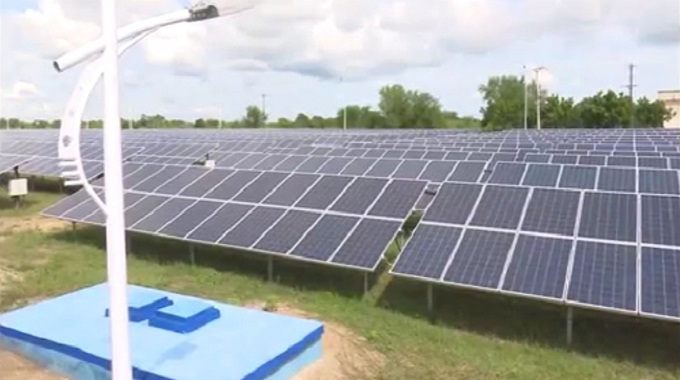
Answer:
52 3 252 379
532 66 547 131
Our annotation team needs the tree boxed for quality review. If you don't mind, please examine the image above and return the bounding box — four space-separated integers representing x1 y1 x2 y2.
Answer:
241 105 267 128
578 90 631 128
635 97 674 127
277 117 293 128
479 75 538 130
294 113 311 128
541 95 580 128
194 118 207 128
378 84 444 128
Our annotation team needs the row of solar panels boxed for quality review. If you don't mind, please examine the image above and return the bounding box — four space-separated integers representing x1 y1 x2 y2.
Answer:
393 226 679 321
42 182 417 272
391 180 680 321
93 163 427 221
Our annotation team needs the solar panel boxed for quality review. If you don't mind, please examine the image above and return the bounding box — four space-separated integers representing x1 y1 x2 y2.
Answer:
155 167 208 195
502 235 572 299
180 169 234 197
640 247 680 318
392 160 427 179
233 172 289 203
442 229 514 288
418 161 456 182
597 167 636 193
331 218 401 269
558 165 597 189
291 214 359 261
448 161 484 182
263 174 320 206
366 159 400 177
578 192 637 242
521 188 580 236
367 180 426 219
219 207 286 247
392 224 462 279
158 200 222 238
567 241 637 311
423 182 482 225
640 195 680 246
488 162 526 185
253 210 321 254
187 203 252 243
340 158 376 176
206 170 261 200
521 164 560 187
329 177 388 214
470 185 529 230
295 176 353 210
638 169 680 195
132 198 194 233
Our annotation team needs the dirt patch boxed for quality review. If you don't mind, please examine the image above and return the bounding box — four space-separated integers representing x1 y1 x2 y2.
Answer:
245 302 386 380
0 349 65 380
0 216 69 236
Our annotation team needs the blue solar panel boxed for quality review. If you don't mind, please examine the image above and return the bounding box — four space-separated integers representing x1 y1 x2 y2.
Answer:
423 183 482 225
578 192 637 242
567 241 637 311
502 235 572 299
470 186 529 230
641 247 680 318
521 188 580 236
443 229 514 288
391 224 462 279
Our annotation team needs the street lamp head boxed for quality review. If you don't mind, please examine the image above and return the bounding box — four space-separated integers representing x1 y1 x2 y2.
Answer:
189 1 253 22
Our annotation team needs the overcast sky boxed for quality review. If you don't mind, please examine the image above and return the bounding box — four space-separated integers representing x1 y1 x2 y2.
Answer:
0 0 678 121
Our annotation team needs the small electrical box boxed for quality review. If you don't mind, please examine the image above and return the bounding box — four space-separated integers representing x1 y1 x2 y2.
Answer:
204 159 216 169
8 178 28 197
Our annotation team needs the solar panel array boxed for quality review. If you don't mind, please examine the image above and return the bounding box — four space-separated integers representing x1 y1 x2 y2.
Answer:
2 128 679 323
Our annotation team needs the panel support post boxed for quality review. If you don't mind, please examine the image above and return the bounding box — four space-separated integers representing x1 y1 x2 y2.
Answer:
189 243 196 267
72 222 77 231
267 256 274 282
427 283 434 323
566 306 574 346
126 232 132 256
363 272 370 296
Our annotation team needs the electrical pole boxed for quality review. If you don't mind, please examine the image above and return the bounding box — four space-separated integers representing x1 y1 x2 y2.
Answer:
261 93 267 128
532 66 546 131
523 65 528 130
340 77 347 131
626 63 636 128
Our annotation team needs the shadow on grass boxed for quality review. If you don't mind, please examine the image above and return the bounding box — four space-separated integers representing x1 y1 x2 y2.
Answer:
48 225 680 373
379 277 680 372
50 226 367 299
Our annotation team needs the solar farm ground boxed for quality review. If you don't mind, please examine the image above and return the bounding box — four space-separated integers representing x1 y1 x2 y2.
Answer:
0 189 679 380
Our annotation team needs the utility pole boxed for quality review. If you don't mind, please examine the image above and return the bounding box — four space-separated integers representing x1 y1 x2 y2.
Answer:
340 77 347 131
523 65 528 130
625 63 636 128
261 93 267 128
532 66 547 131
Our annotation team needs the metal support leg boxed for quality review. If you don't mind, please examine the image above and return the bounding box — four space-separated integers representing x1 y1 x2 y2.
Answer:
267 256 273 282
363 272 370 296
189 244 196 267
427 283 434 322
72 222 77 231
126 233 132 256
566 307 573 346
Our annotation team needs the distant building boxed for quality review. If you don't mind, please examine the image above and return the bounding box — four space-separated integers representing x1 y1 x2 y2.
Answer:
658 90 680 129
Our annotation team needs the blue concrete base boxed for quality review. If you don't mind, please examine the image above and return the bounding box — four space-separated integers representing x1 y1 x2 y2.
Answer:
0 284 323 380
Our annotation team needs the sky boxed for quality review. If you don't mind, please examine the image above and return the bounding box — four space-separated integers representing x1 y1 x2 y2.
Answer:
0 0 678 122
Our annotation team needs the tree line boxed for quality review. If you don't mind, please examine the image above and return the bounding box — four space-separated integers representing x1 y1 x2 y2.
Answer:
0 84 479 130
479 75 674 130
1 78 673 130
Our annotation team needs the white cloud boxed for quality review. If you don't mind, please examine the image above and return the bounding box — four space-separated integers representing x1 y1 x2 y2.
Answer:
4 81 43 100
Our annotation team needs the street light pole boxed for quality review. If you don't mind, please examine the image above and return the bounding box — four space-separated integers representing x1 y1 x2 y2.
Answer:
532 66 547 131
261 93 267 128
101 0 132 379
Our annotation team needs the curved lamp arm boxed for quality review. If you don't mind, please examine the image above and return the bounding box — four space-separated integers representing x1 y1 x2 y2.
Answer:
53 3 252 72
59 29 156 215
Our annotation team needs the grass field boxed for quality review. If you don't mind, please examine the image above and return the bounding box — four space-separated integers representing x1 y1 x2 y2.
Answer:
1 190 679 379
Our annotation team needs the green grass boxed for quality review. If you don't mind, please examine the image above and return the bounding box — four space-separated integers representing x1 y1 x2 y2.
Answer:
1 192 679 379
